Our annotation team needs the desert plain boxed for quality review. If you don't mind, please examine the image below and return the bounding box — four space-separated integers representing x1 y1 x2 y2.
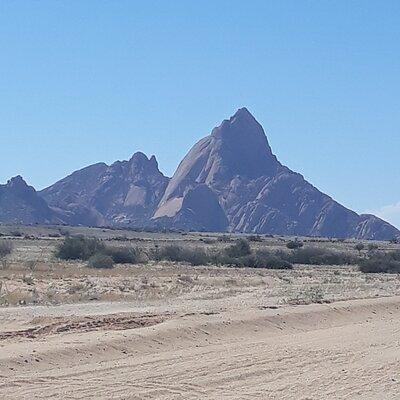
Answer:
0 225 399 399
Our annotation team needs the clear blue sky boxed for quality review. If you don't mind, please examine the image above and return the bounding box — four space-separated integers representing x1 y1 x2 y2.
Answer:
0 1 399 227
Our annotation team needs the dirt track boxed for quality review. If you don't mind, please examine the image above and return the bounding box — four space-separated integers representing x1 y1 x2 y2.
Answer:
1 296 399 399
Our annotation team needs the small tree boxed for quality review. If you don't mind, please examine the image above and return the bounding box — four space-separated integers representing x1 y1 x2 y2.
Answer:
248 235 263 242
56 236 105 261
87 254 114 269
286 240 304 250
355 243 365 255
225 239 251 258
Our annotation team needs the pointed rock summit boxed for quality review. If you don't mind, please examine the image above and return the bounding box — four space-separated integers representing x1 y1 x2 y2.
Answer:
154 108 280 226
209 107 279 179
153 108 399 238
7 175 29 188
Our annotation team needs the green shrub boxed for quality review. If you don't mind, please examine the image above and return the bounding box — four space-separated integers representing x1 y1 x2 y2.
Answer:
48 232 61 238
286 240 304 249
152 245 182 262
218 235 232 242
150 239 293 270
10 230 22 237
237 251 292 269
225 239 251 258
56 236 105 261
87 254 114 269
105 246 141 264
212 250 292 270
58 229 71 237
248 235 263 242
354 243 365 253
152 240 293 269
359 251 400 273
200 238 216 244
289 247 355 265
182 248 210 266
152 245 209 266
55 236 144 265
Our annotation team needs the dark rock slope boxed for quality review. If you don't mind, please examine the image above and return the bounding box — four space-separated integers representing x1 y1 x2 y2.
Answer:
40 152 169 227
0 176 61 224
153 108 399 239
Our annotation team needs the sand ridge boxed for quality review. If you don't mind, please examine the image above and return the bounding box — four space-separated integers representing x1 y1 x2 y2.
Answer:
1 296 400 399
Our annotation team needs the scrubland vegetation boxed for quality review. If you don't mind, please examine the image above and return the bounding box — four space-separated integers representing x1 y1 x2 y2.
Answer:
0 225 399 307
53 234 400 273
359 251 400 273
55 236 293 269
56 236 143 267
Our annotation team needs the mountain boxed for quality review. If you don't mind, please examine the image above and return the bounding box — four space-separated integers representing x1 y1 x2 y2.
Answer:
40 152 169 227
153 108 399 240
0 176 61 225
1 108 398 239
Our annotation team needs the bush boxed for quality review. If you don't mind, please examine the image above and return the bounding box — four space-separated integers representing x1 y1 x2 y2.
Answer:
152 245 209 266
289 247 356 265
359 251 400 273
56 236 144 265
56 236 105 261
218 235 232 242
354 243 365 253
248 235 263 242
0 240 13 258
152 245 182 262
237 251 292 269
200 238 216 244
10 230 22 237
225 239 251 258
58 229 71 237
211 249 292 270
150 240 292 270
48 232 61 238
105 246 141 264
87 254 114 269
286 240 304 249
183 248 210 266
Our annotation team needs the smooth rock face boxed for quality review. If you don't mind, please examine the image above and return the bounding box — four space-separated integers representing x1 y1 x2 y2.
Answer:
40 153 169 227
0 176 60 224
153 108 399 239
154 184 228 232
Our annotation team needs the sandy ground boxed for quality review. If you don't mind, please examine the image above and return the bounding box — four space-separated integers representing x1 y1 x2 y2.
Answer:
1 230 400 398
1 295 399 399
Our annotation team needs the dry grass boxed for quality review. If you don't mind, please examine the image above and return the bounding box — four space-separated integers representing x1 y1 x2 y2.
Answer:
0 225 399 307
1 226 400 400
